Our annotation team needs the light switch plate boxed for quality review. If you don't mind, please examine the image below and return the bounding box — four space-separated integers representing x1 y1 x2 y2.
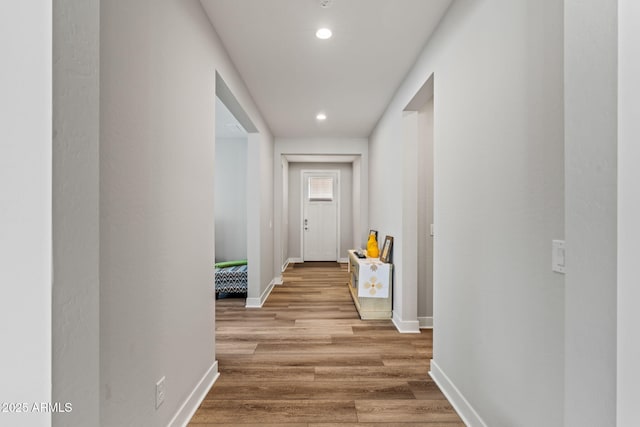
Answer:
156 376 166 409
552 240 566 274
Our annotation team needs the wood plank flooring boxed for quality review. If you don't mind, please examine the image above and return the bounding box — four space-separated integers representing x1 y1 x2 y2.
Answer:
190 262 464 426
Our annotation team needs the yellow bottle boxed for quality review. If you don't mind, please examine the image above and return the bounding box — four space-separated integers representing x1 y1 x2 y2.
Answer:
367 234 379 258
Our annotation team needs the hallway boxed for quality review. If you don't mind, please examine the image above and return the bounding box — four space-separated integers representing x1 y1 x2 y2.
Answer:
190 262 463 425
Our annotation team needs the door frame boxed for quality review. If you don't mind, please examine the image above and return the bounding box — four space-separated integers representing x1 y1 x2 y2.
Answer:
300 169 341 262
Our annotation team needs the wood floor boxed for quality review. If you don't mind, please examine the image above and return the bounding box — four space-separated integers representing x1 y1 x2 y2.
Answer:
189 262 464 426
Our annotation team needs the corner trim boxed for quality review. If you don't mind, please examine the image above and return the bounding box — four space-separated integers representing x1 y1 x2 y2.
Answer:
245 278 276 308
392 312 420 333
169 361 219 427
288 257 303 264
418 316 433 329
430 359 487 427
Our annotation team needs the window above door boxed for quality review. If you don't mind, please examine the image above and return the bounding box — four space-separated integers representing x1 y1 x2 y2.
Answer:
308 177 334 201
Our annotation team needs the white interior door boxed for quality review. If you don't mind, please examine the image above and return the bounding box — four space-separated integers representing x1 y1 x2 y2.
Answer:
302 171 338 261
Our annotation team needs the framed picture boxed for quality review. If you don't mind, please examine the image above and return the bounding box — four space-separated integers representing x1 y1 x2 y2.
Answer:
380 235 394 263
368 229 378 240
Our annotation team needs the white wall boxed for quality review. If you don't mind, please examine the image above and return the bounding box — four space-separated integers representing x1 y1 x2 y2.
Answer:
399 111 419 331
564 0 617 425
248 131 275 302
352 158 362 252
370 0 565 425
617 0 640 425
288 163 353 261
273 137 368 274
52 0 100 426
260 134 275 292
417 99 434 321
215 138 248 262
281 157 289 268
100 0 273 425
0 3 52 426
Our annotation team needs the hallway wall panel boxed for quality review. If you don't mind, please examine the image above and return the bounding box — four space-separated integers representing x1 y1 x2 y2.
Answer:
100 1 273 425
369 0 565 425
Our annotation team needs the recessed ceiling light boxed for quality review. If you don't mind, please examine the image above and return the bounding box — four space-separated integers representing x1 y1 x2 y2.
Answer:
316 113 327 121
316 28 332 40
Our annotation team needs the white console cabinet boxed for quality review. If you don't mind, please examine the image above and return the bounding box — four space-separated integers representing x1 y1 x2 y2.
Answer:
347 250 392 319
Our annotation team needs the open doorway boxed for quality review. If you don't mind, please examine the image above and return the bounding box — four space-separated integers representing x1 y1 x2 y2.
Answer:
214 96 248 300
404 74 435 329
214 72 260 306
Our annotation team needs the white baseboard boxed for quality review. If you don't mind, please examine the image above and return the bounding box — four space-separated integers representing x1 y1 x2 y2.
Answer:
274 275 283 285
288 257 346 264
391 312 421 333
429 359 486 427
245 278 276 308
170 361 219 427
281 259 290 272
418 316 433 329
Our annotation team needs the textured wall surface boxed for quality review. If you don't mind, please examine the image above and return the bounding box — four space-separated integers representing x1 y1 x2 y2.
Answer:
52 1 100 425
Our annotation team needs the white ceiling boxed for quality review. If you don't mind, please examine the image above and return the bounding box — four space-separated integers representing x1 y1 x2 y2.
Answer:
201 0 452 138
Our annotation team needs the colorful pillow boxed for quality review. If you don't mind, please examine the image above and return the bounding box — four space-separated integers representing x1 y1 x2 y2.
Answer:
214 259 248 269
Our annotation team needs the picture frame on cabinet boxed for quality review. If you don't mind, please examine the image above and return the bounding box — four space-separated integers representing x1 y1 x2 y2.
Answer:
380 235 394 263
